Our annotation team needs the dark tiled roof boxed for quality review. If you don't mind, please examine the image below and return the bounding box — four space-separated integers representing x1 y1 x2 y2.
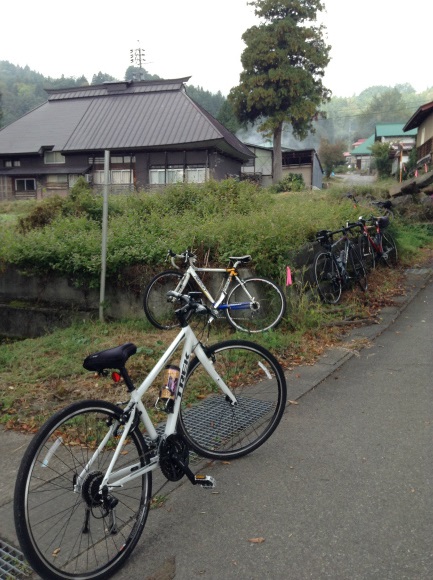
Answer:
0 79 253 162
403 101 433 132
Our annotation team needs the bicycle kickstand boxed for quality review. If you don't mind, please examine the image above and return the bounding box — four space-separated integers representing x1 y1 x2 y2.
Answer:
171 453 216 489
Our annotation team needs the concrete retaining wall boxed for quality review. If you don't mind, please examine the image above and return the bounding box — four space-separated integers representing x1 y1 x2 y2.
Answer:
0 266 237 338
0 244 320 339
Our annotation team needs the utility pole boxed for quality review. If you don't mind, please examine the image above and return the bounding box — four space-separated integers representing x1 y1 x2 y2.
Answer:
129 42 146 80
99 150 110 322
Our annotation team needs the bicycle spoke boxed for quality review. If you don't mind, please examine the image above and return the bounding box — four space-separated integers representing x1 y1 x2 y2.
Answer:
15 401 151 580
225 278 286 333
314 252 342 304
179 340 286 459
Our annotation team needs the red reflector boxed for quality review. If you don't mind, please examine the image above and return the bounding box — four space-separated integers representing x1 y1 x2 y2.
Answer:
111 372 122 383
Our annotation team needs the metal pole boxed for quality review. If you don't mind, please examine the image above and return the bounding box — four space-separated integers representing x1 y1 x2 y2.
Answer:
99 150 110 322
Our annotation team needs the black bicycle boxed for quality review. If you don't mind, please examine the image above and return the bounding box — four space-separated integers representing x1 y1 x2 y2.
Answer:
314 224 368 304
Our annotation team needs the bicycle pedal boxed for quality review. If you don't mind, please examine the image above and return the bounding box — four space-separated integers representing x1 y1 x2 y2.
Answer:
194 474 216 489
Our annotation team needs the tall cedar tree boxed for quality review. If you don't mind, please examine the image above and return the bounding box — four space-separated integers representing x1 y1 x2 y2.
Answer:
229 0 331 183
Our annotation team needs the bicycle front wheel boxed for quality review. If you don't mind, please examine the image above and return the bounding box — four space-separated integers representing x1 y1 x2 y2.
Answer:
178 340 287 460
380 232 398 267
358 234 376 270
347 245 368 292
314 252 342 304
14 400 151 580
225 277 286 333
143 270 194 330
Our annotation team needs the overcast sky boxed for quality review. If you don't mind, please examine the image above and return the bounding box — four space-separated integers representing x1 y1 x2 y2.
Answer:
1 0 431 98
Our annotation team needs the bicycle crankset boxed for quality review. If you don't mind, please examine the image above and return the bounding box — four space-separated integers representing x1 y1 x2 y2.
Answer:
159 434 190 481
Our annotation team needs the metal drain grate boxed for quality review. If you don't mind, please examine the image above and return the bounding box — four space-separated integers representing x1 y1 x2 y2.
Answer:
145 396 272 461
181 395 272 451
0 540 32 580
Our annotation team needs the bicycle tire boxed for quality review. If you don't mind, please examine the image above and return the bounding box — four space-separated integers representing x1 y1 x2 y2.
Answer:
225 277 286 333
380 232 398 267
314 251 342 304
358 234 376 270
347 245 368 291
143 270 194 330
178 340 287 460
14 400 151 580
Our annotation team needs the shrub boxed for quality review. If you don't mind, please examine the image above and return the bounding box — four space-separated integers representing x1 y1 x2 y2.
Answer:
270 173 305 193
0 180 430 289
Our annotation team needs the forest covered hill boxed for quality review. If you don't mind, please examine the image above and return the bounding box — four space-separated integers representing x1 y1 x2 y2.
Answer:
1 60 433 151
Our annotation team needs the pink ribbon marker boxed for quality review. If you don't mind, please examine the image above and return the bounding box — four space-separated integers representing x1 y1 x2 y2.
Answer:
286 266 292 286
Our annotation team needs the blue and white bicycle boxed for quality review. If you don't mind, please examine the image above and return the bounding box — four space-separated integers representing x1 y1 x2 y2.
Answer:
143 249 286 333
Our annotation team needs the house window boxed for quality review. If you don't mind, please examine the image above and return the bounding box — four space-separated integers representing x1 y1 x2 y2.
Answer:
149 165 207 184
149 166 183 184
111 170 133 184
47 174 68 184
4 160 21 168
15 178 36 192
89 157 106 165
91 156 136 165
93 170 133 184
94 171 108 184
186 167 207 183
167 166 184 184
44 152 65 164
69 175 81 187
111 156 136 164
149 168 166 185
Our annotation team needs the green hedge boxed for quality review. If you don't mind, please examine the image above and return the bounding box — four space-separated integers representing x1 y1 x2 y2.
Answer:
0 179 398 288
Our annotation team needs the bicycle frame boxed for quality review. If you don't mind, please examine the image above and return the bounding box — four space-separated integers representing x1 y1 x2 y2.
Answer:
318 224 362 285
173 259 256 312
359 220 384 254
75 323 236 494
327 233 350 277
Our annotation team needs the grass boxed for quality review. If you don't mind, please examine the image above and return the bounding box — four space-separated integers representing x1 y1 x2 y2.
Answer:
1 180 433 430
0 256 423 431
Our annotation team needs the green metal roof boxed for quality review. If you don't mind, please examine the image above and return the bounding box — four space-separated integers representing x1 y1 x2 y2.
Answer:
350 134 375 155
375 123 417 138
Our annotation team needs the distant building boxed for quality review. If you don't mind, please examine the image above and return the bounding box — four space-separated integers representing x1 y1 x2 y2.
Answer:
349 124 417 175
403 100 433 170
242 144 323 189
0 78 253 200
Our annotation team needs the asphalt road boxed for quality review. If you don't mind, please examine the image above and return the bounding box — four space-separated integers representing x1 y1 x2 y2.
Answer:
1 268 432 580
117 270 433 580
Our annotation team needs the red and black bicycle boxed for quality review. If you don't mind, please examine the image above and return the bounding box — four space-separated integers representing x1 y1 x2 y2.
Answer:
352 215 398 270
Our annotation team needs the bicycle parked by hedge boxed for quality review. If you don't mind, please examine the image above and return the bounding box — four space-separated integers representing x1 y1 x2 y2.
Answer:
143 249 287 334
354 215 398 270
314 224 368 304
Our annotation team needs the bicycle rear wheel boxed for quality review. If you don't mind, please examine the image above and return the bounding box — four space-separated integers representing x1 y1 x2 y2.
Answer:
225 277 286 333
358 234 376 270
14 400 151 580
380 232 398 267
314 252 342 304
143 270 194 330
178 340 287 460
347 245 368 291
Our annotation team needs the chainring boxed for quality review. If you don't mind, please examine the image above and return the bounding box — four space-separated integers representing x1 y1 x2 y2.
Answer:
159 434 189 482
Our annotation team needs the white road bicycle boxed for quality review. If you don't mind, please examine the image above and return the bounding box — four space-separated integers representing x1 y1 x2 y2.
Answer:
14 292 287 580
143 249 287 333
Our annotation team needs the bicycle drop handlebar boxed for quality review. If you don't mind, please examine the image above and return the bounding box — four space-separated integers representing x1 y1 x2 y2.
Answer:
167 249 197 269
